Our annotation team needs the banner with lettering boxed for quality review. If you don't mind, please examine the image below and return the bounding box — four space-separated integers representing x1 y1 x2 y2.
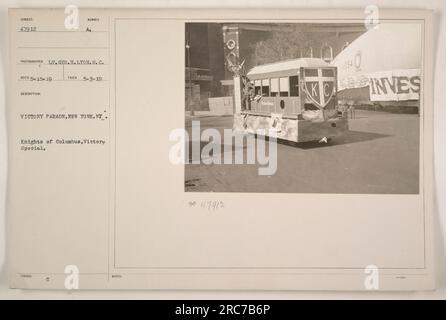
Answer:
338 74 370 91
368 69 421 102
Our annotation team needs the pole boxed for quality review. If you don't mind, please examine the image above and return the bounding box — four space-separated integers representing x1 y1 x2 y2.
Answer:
186 41 194 116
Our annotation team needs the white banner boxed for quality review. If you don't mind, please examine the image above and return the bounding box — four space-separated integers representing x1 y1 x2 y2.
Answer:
338 73 370 91
368 69 421 102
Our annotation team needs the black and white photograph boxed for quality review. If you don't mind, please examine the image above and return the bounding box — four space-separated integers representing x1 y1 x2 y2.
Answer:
185 22 422 194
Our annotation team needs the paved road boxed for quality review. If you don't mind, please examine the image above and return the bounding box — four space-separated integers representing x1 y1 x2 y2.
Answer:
185 110 419 194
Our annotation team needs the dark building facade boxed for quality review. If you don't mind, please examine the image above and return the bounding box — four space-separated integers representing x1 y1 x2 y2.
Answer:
185 23 225 111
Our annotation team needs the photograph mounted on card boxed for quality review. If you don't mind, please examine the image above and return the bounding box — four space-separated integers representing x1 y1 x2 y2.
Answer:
7 8 435 291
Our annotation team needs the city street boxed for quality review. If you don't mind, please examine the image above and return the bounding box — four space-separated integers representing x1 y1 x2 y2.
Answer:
185 110 420 194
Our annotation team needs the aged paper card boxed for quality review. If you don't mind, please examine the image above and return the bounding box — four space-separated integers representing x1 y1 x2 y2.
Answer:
8 8 435 290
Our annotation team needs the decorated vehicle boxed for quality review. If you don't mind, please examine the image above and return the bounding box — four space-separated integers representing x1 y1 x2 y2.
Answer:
233 58 348 143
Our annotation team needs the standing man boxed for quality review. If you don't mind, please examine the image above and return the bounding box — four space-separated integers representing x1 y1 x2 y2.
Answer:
242 75 254 111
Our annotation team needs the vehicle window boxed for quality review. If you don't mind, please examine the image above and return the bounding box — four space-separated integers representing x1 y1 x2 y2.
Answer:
270 78 279 97
305 68 318 77
322 68 334 77
254 80 261 96
261 79 270 96
290 76 299 97
279 77 289 97
262 79 269 97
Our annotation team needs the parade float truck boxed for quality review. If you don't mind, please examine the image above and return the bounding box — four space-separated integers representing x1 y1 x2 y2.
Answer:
233 58 348 143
